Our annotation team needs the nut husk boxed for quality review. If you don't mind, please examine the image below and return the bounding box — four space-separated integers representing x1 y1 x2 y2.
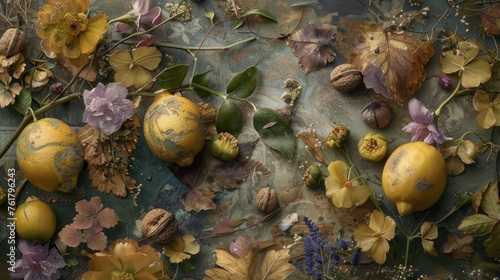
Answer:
141 208 178 244
256 187 278 214
0 28 26 57
329 64 362 93
361 99 392 129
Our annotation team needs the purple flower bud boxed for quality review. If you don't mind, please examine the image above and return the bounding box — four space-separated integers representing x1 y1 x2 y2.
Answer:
50 82 63 95
438 73 452 89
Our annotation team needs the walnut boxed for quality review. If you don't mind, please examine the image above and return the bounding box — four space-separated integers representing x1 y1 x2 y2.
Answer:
256 187 278 214
141 208 178 244
0 28 26 57
329 64 362 93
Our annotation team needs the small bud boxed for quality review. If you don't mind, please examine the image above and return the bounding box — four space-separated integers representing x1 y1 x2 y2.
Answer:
325 125 350 149
210 132 239 161
50 82 63 95
437 73 452 89
358 132 388 162
303 165 323 189
457 193 472 208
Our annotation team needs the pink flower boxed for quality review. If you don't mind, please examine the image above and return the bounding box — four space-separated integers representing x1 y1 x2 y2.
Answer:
10 239 65 280
114 0 162 47
83 82 135 135
58 224 108 251
73 196 119 229
402 98 451 150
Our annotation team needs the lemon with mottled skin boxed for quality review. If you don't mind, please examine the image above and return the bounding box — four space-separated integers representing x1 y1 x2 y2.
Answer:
382 141 447 216
143 94 206 167
16 118 84 192
14 196 57 243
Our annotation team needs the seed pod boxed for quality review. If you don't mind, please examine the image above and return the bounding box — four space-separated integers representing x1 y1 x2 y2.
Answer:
141 208 178 244
358 132 388 163
361 99 392 129
325 125 350 149
256 187 278 214
0 28 26 57
210 132 239 161
329 64 362 93
303 165 323 189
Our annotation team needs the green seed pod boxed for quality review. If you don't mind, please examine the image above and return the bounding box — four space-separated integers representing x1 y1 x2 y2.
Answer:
325 125 350 149
210 132 239 161
303 165 323 189
358 132 388 162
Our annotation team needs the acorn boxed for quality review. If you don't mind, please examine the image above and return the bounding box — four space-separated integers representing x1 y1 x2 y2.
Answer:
0 28 26 57
361 99 392 129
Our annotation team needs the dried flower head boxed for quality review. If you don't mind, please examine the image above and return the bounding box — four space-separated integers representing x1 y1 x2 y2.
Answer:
10 239 65 280
162 234 200 263
354 210 396 264
472 90 500 129
109 47 162 90
83 82 135 135
0 72 22 108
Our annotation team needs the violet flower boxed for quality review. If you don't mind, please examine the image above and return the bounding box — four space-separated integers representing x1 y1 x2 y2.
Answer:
402 98 451 149
437 73 452 89
113 0 162 47
83 82 134 135
10 239 65 280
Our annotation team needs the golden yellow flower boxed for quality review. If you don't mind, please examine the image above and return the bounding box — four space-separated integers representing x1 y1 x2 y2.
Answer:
36 0 108 66
324 160 372 208
162 234 200 263
82 238 169 280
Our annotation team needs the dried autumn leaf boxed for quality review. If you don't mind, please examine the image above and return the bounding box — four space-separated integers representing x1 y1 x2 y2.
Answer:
288 23 337 74
481 181 500 219
472 182 490 213
257 249 295 280
348 21 435 105
77 116 140 197
441 140 481 176
206 218 248 236
230 235 254 258
480 3 500 35
483 224 500 258
297 130 324 162
440 41 491 88
458 214 497 236
420 222 438 256
442 233 473 260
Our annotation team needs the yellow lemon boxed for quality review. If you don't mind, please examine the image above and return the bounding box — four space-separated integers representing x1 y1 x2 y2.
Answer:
14 196 57 243
16 118 84 192
143 94 206 167
382 141 447 216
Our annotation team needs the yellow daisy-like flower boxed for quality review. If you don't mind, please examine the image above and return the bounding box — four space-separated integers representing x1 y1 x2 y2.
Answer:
82 238 168 280
472 90 500 129
109 46 162 90
353 210 396 264
36 0 108 66
162 234 200 263
324 160 372 208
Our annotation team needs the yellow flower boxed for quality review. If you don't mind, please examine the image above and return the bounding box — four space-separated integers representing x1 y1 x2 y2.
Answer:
36 0 108 66
324 160 372 208
162 234 200 263
109 47 162 90
0 73 22 108
353 210 396 264
472 90 500 129
82 238 168 280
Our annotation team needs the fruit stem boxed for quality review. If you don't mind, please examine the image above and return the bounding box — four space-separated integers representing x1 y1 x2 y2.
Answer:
27 107 37 122
0 92 81 159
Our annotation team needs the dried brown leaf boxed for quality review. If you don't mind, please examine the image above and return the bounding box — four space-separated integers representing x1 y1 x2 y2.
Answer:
257 249 295 280
442 233 474 260
348 21 435 105
483 224 500 258
480 3 500 35
481 181 500 219
77 116 140 197
230 235 254 258
420 222 438 256
297 130 324 163
206 218 248 236
288 23 338 74
472 183 490 213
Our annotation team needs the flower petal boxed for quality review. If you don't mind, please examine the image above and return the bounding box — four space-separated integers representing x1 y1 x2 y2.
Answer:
96 207 119 228
132 47 162 70
473 90 491 111
408 98 433 124
59 224 83 247
80 13 109 54
85 230 108 251
369 237 389 264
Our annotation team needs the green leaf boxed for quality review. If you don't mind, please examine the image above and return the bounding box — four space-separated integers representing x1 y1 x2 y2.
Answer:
253 108 295 160
290 0 319 7
156 64 189 90
458 214 497 236
481 182 500 219
242 9 278 23
483 224 500 258
193 71 212 98
216 100 243 135
226 66 258 98
232 20 244 30
13 88 32 115
204 9 215 25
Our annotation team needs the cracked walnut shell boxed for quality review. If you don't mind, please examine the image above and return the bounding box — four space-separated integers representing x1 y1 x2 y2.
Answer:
141 208 178 244
256 187 278 214
329 64 362 93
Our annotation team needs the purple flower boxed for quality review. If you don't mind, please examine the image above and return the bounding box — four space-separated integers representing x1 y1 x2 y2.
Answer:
114 0 162 47
10 240 65 280
83 82 134 135
402 98 451 149
437 73 453 89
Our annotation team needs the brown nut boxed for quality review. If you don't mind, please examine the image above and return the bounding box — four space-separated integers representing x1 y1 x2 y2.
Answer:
329 64 362 93
141 208 178 244
361 98 392 128
0 28 26 57
256 187 278 214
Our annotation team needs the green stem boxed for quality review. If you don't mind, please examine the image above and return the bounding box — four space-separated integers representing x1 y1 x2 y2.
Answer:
105 36 256 51
191 82 227 99
0 93 81 159
433 82 462 117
